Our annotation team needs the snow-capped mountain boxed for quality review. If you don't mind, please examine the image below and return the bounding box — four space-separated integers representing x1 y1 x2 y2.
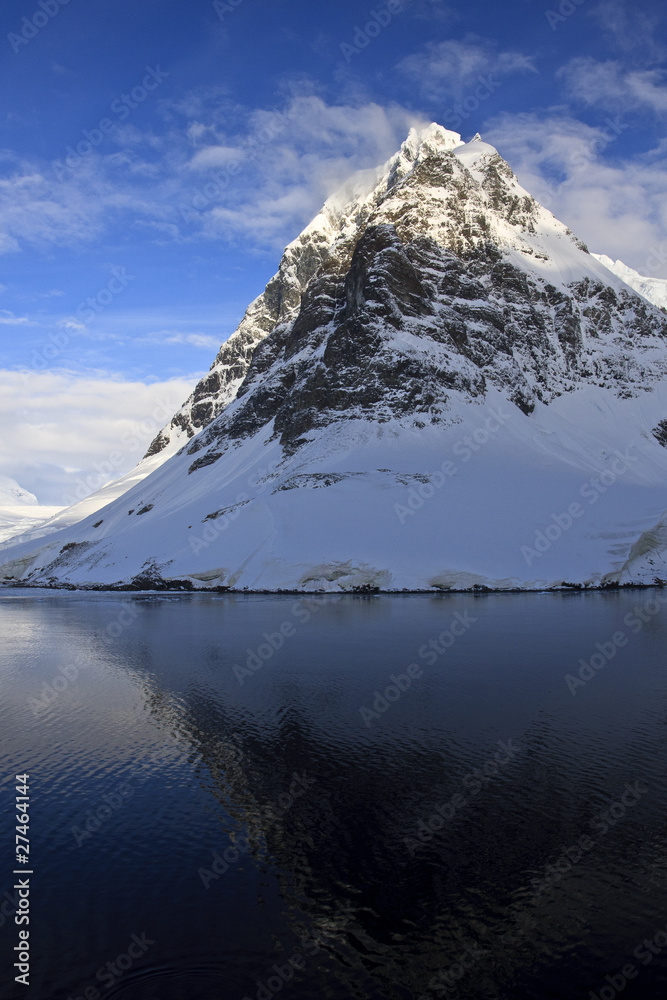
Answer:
0 474 38 506
3 123 667 591
0 475 65 545
592 254 667 312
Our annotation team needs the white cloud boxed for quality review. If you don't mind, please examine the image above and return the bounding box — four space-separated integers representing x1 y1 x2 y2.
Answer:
1 72 661 285
484 112 667 277
591 0 665 58
396 36 536 101
0 370 198 504
182 95 428 248
57 317 86 333
189 145 246 171
559 58 667 115
0 92 426 256
0 310 37 326
138 331 221 350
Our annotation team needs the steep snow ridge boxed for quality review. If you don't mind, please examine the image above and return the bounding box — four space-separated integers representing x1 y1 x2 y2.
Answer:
593 254 667 311
4 122 667 590
0 475 62 545
0 475 38 506
0 506 65 545
144 124 466 458
0 450 174 550
0 475 65 545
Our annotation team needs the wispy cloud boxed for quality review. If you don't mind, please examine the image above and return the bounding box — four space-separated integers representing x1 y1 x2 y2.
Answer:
591 0 666 58
485 111 667 277
0 92 425 256
0 310 37 326
396 36 537 102
138 331 221 350
559 58 667 115
406 0 455 22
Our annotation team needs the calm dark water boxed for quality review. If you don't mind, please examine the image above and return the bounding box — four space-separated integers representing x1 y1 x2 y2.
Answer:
1 589 667 1000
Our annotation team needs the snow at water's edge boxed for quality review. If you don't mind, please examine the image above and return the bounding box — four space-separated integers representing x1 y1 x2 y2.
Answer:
3 385 667 592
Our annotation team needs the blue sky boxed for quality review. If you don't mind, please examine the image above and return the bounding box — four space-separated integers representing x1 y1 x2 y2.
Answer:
1 0 666 502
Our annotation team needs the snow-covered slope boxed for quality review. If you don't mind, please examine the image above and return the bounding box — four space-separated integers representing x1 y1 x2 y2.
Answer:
0 507 65 545
0 450 177 550
0 475 65 544
0 475 38 506
593 253 667 311
4 123 667 592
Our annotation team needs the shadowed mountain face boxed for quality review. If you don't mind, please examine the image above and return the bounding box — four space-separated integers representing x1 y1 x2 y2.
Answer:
148 126 666 470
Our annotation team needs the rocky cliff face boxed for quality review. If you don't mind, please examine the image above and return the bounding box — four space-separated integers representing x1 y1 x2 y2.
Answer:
163 125 667 475
143 127 461 457
4 123 667 592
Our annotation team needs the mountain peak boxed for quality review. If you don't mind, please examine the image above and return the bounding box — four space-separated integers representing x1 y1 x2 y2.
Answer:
401 121 464 157
0 475 38 507
5 125 667 592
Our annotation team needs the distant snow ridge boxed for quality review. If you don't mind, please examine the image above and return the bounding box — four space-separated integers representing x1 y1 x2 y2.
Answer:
592 254 667 312
4 122 667 592
0 476 67 547
0 475 38 506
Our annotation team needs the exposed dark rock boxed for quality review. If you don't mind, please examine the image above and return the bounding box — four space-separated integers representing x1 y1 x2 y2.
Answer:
652 421 667 447
141 126 667 473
